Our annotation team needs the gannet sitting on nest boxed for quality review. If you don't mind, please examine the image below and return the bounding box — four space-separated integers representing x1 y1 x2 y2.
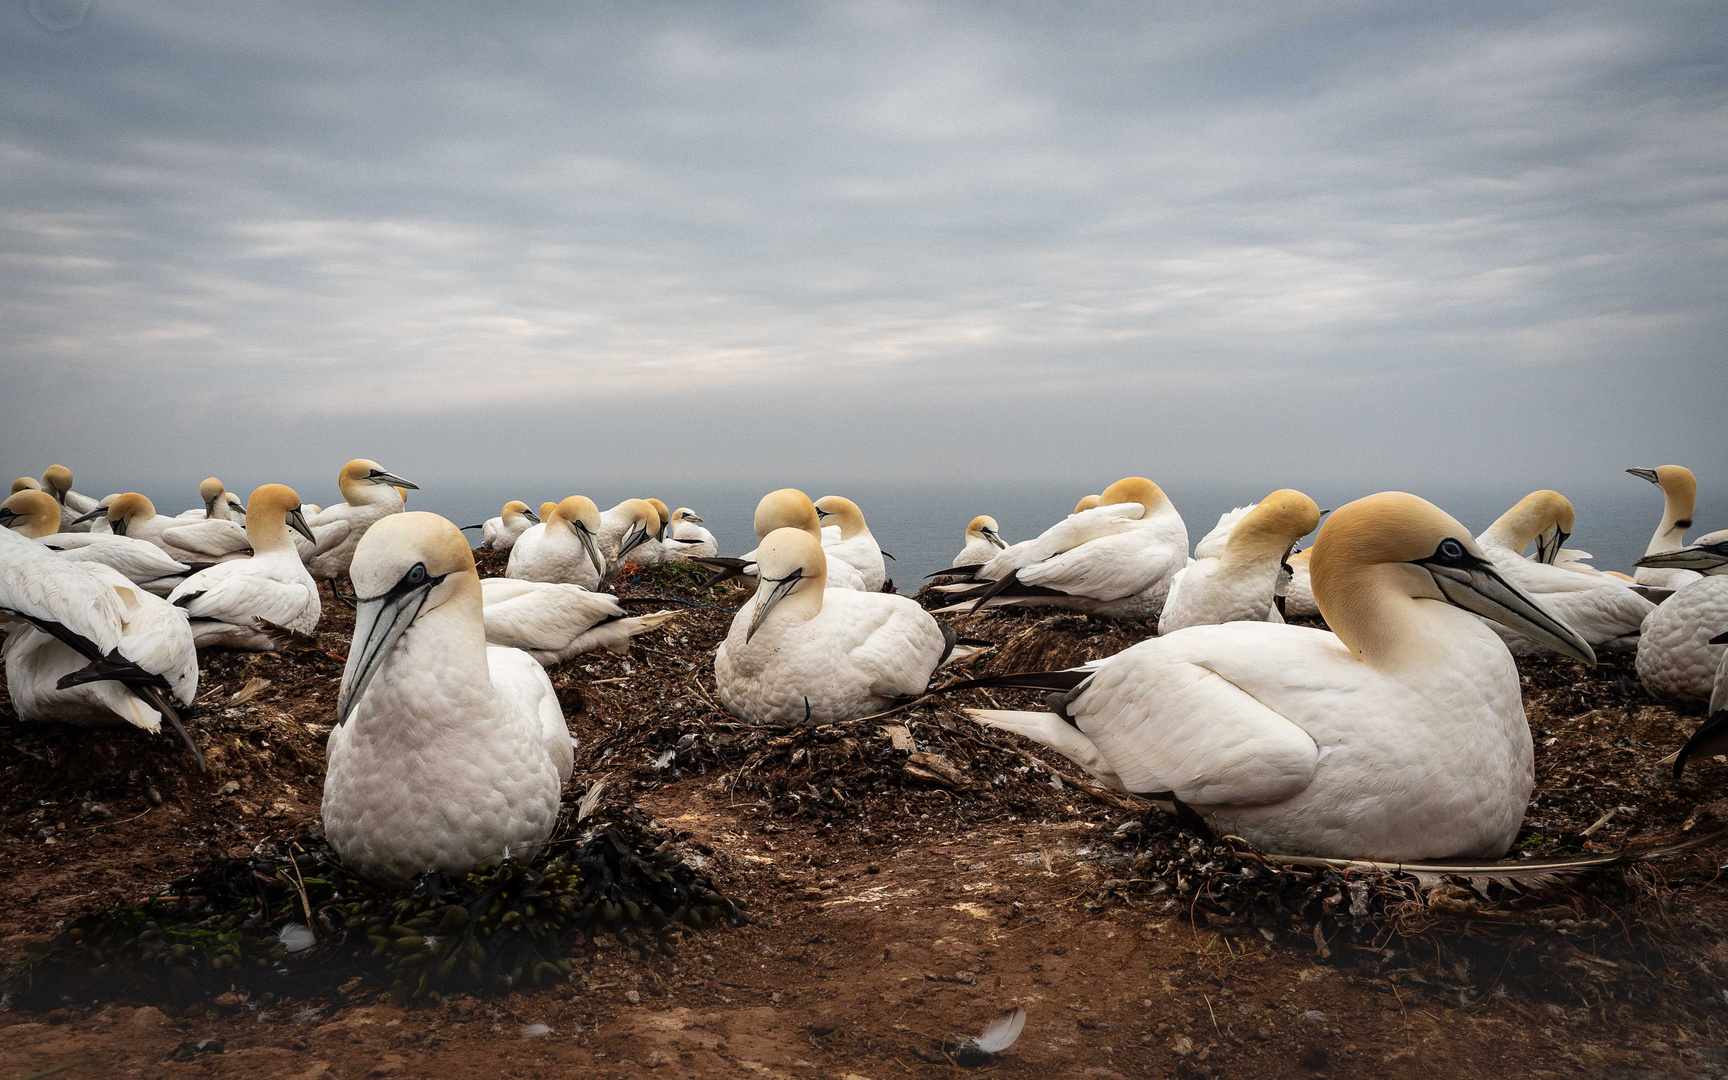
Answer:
1 527 202 763
958 492 1595 860
815 495 888 591
715 528 973 724
98 493 252 567
464 500 539 552
1635 533 1728 705
1159 490 1320 633
168 485 321 651
174 478 240 521
39 465 102 533
934 477 1188 619
691 489 867 592
323 513 572 888
480 579 679 664
506 495 606 589
1474 490 1653 655
596 499 661 573
662 507 717 560
1629 466 1702 590
297 460 419 598
2 490 191 596
953 515 1007 568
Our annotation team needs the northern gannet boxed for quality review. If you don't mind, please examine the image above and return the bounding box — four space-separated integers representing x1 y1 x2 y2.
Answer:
101 493 252 567
173 478 245 522
964 492 1595 860
814 496 888 591
936 477 1189 619
1670 630 1728 777
662 507 717 560
12 478 42 494
1474 490 1653 654
480 578 679 665
323 513 572 888
1 528 201 762
465 500 539 552
1159 490 1320 633
168 485 321 651
39 465 102 533
1629 466 1701 589
692 489 868 592
298 460 418 594
635 498 675 565
953 515 1007 569
596 499 661 573
714 528 956 724
505 495 606 589
1192 505 1257 561
1 490 190 596
1634 533 1728 704
1073 495 1101 514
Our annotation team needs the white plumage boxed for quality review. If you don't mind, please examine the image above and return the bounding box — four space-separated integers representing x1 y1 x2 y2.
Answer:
1159 491 1319 634
2 489 191 596
1634 530 1728 704
323 513 572 888
168 485 321 651
663 508 717 560
474 501 538 552
1629 465 1702 590
297 459 417 583
506 496 605 589
953 515 1007 568
815 496 887 591
480 578 679 665
106 493 252 566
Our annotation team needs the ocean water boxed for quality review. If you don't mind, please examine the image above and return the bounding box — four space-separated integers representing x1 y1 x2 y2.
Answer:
412 479 1727 591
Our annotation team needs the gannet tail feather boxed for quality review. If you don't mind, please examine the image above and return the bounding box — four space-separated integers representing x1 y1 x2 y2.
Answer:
964 709 1123 788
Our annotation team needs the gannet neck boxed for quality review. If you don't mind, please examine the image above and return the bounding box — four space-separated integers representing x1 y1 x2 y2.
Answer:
645 498 672 540
244 484 307 556
41 465 73 500
1646 465 1697 556
813 496 869 539
2 491 63 538
1221 489 1320 571
1480 490 1573 554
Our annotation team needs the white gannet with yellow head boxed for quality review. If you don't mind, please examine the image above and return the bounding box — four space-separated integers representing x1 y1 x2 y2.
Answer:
506 495 606 589
323 512 572 888
630 497 674 565
692 489 867 591
2 490 190 595
936 477 1189 619
465 500 539 552
814 495 887 591
1 524 202 763
167 485 321 651
103 492 252 567
173 477 243 522
1474 490 1652 654
967 492 1595 860
715 527 955 724
596 498 662 573
662 507 717 560
481 579 680 665
298 459 419 588
1629 466 1701 589
1160 490 1320 633
1073 494 1101 514
953 515 1007 569
39 465 102 533
1634 531 1728 705
12 477 42 495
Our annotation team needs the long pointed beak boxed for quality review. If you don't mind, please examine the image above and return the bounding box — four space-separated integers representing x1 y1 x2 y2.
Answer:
111 518 128 537
984 529 1006 549
1638 543 1728 572
0 508 20 530
371 471 419 490
1627 468 1660 484
1425 558 1596 665
685 513 703 523
288 507 317 545
1534 528 1569 565
574 521 605 577
337 585 431 724
459 523 484 531
618 523 650 560
71 507 105 525
525 509 540 524
747 571 803 641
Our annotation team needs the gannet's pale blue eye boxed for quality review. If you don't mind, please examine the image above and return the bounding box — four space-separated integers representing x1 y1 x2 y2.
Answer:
407 563 427 585
1439 539 1465 561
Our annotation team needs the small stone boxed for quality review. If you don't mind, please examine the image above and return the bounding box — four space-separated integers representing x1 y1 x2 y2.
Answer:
624 990 641 1005
1171 1035 1194 1056
645 1051 665 1069
219 781 241 796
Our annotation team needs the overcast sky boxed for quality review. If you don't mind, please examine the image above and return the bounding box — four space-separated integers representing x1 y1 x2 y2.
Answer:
2 1 1725 498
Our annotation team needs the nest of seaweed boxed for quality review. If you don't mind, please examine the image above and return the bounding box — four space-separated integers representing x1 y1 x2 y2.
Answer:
1087 812 1728 1022
5 801 747 1010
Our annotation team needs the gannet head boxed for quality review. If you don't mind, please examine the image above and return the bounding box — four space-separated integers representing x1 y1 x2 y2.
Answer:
646 498 672 541
813 496 869 539
611 498 661 563
1226 489 1321 564
550 495 605 576
502 500 538 525
106 492 157 537
1073 494 1101 514
199 476 225 504
339 512 478 724
747 527 828 640
224 492 247 520
246 483 316 547
1636 529 1728 575
1098 477 1165 519
336 459 419 504
12 477 42 495
966 514 1005 549
0 490 64 538
1482 490 1575 562
671 507 703 525
40 465 73 502
1311 491 1595 666
754 488 822 542
1628 464 1697 507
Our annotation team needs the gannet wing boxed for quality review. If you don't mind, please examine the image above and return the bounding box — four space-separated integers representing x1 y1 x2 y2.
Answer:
1194 504 1257 560
834 597 944 700
0 531 125 655
40 534 189 583
487 645 573 783
482 581 626 653
159 518 250 559
169 563 315 629
1016 530 1184 602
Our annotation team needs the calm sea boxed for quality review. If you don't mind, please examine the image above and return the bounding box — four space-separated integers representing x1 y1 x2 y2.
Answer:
406 479 1725 591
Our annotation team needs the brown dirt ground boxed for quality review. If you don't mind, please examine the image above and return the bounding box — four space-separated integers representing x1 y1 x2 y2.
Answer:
3 556 1728 1079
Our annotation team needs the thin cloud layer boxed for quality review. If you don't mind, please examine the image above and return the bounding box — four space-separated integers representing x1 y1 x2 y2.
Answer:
1 1 1724 490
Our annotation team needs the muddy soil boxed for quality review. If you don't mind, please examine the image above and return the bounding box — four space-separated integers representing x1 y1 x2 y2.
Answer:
3 558 1727 1079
